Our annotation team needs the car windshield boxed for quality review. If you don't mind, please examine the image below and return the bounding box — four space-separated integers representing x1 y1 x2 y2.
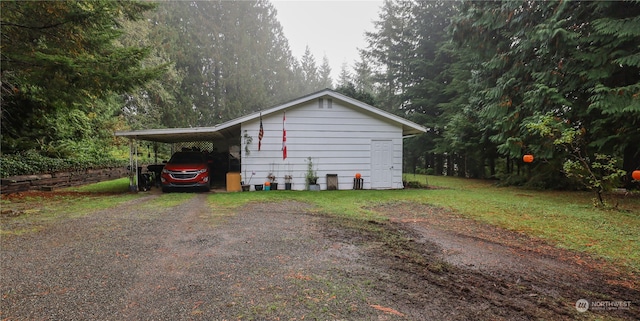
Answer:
169 152 205 164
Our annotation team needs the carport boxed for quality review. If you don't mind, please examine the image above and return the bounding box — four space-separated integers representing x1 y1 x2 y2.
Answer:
115 122 242 192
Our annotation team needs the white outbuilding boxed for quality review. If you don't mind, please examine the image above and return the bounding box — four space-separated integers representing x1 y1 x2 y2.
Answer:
115 89 426 191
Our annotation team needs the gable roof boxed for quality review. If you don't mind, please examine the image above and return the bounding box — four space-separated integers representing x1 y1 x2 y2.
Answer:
115 89 426 143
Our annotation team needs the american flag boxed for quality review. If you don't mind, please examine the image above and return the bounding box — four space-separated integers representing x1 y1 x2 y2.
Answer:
258 113 264 151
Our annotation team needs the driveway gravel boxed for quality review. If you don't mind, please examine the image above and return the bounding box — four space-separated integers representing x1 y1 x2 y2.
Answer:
1 193 638 320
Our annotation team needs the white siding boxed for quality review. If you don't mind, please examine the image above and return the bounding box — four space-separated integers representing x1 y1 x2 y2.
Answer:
241 99 403 190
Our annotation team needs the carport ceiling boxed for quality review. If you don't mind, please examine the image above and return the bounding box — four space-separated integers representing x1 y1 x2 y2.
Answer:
115 123 241 143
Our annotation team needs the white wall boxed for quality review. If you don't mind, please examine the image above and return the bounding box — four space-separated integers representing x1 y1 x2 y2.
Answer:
240 97 403 190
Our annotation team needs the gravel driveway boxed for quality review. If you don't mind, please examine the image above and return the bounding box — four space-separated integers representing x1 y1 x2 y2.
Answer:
1 193 638 320
2 194 405 320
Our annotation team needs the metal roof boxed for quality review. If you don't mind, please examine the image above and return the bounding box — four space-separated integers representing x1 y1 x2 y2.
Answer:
115 89 427 143
114 123 239 143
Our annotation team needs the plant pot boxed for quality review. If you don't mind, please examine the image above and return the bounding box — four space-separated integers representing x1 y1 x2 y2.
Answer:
254 184 263 191
308 184 320 191
284 183 292 190
270 183 278 190
241 185 250 192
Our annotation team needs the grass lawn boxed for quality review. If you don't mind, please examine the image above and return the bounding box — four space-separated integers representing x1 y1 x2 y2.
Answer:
406 175 640 274
208 174 640 274
67 177 134 193
4 176 638 274
1 178 141 236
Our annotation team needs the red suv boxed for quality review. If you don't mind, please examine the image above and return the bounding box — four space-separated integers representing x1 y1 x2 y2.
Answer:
161 151 211 192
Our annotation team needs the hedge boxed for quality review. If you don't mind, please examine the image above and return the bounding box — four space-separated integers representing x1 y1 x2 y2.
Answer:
1 150 129 178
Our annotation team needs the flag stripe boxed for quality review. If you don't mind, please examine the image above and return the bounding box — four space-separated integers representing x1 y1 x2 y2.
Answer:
258 113 264 151
282 112 287 160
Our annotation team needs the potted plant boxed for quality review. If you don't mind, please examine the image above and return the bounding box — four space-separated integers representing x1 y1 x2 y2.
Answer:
242 170 254 191
242 130 253 156
254 171 263 191
267 172 278 190
305 157 320 191
284 174 293 190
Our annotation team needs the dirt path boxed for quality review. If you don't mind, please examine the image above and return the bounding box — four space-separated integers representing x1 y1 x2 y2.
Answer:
1 195 638 320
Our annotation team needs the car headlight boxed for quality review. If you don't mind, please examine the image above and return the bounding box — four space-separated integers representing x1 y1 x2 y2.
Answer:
196 169 208 174
162 169 170 174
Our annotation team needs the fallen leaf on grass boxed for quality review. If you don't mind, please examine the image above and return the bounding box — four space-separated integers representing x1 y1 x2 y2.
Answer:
370 304 405 316
285 272 312 281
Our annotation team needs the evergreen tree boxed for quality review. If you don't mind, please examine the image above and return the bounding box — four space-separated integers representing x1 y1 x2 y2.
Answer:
1 0 163 154
318 55 333 89
576 1 640 186
364 0 415 112
335 82 376 107
337 61 352 88
353 54 375 95
446 0 639 188
359 0 638 188
147 0 302 125
300 46 320 93
118 18 185 130
405 0 460 175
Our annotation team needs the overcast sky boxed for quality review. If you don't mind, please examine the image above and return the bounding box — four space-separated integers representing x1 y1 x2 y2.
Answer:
271 0 383 82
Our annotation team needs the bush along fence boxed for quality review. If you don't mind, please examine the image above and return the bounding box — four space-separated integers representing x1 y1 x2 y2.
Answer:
0 167 129 194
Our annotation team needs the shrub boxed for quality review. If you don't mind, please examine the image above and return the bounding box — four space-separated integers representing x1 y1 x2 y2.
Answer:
1 150 128 178
404 180 428 189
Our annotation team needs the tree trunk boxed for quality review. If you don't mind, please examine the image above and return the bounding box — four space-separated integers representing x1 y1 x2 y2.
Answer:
427 152 435 174
489 156 496 178
423 152 429 173
458 154 466 177
623 144 640 189
446 154 454 176
435 154 443 176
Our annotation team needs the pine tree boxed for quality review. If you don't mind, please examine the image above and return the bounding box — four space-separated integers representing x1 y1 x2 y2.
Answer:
353 54 375 95
576 1 640 185
336 61 352 88
446 0 639 188
300 46 320 93
147 0 303 125
318 55 333 89
1 0 163 154
364 0 415 112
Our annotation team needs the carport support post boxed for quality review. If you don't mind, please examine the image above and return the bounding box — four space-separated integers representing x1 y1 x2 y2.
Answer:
128 139 138 192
